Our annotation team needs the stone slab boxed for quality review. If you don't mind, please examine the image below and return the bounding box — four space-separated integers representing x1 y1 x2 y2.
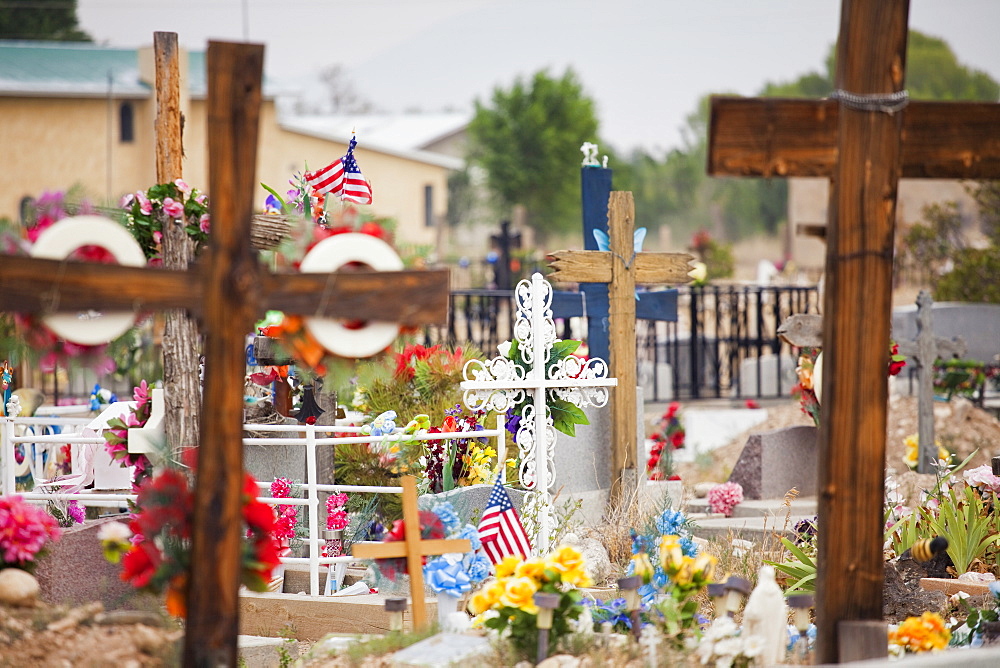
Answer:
673 407 769 463
686 497 818 519
390 632 492 668
919 577 993 598
34 515 158 611
823 646 1000 667
240 590 435 641
727 425 818 500
237 635 299 668
689 514 815 542
417 483 526 527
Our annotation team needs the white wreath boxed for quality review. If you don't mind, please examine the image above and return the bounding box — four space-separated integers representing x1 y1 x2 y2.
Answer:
299 232 403 358
29 215 146 345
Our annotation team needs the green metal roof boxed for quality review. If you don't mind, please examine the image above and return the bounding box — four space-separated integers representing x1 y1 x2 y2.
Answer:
0 40 212 97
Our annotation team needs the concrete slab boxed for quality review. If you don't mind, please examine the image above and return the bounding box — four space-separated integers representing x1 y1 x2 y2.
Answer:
391 632 492 667
237 635 299 668
686 497 817 519
823 646 1000 667
690 514 815 542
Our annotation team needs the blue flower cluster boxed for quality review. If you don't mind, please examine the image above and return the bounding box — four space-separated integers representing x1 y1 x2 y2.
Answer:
423 502 492 596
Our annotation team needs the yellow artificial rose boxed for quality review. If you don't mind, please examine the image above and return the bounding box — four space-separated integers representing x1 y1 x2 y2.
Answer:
515 558 547 583
658 535 684 572
673 557 695 587
632 553 655 584
468 579 505 615
693 553 718 581
545 545 589 586
499 576 540 614
496 555 521 578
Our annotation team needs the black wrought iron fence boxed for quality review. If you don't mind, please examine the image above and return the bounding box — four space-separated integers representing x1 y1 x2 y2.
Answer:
420 283 822 402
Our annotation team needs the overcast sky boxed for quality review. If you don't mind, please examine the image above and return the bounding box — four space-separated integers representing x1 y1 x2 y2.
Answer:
77 0 1000 154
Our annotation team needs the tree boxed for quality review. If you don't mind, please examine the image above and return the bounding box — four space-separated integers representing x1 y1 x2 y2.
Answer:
0 0 91 41
467 68 599 238
317 65 373 114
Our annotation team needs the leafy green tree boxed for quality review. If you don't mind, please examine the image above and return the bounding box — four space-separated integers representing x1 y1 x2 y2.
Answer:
0 0 92 41
930 182 1000 303
467 69 599 238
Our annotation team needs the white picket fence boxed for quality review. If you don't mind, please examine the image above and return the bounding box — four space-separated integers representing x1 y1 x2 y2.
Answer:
1 413 506 597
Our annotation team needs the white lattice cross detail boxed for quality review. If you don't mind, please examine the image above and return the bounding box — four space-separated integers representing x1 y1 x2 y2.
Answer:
460 272 617 553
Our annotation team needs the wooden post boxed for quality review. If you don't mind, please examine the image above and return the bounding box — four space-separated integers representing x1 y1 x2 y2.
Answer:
184 41 265 666
154 31 202 455
608 192 638 500
815 1 907 662
352 476 470 630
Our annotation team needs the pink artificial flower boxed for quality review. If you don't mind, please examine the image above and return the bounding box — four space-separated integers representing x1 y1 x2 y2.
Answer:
174 179 192 195
162 197 184 219
270 477 293 499
120 193 135 208
136 191 153 215
152 231 163 244
67 501 86 524
195 194 207 205
0 495 62 566
199 214 210 234
964 465 1000 495
707 481 744 517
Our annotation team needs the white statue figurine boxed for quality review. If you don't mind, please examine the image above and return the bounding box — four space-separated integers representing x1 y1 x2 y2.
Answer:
743 565 789 665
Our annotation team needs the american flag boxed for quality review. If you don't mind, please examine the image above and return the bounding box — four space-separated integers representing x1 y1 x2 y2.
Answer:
303 135 373 205
477 476 532 565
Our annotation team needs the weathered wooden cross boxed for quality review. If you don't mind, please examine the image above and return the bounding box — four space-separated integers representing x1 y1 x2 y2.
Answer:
0 42 449 666
709 0 1000 661
778 296 968 475
897 291 966 473
351 475 470 631
548 192 693 500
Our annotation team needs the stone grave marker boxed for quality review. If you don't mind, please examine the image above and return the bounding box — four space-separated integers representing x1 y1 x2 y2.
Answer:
417 482 527 528
391 632 492 668
736 353 799 398
727 425 818 500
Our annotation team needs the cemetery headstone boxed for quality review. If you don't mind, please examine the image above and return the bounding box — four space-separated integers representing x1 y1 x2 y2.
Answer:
727 425 818 500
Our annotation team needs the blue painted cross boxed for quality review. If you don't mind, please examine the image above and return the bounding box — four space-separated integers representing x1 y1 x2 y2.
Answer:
550 165 684 362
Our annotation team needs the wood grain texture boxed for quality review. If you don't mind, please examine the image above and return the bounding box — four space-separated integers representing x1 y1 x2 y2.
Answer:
547 250 694 285
155 30 203 468
184 41 265 668
262 269 450 324
709 97 1000 179
608 192 637 502
815 0 908 662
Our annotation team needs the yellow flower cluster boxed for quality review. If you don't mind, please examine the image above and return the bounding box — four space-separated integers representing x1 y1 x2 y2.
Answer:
463 443 497 486
902 434 950 470
889 612 951 652
469 545 592 616
796 355 814 390
655 535 717 594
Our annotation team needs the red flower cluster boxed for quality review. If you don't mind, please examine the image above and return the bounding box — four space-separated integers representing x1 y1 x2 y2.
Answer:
118 467 281 616
269 477 299 545
376 510 445 581
393 344 464 382
647 402 685 480
889 342 906 376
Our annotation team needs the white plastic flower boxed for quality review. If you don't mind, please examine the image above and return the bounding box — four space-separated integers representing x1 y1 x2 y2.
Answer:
97 520 132 543
497 341 512 358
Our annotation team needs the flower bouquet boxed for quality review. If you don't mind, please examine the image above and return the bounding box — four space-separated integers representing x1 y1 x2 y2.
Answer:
0 495 61 572
120 179 210 261
102 380 156 490
646 402 684 481
421 502 492 628
469 544 591 661
101 466 280 617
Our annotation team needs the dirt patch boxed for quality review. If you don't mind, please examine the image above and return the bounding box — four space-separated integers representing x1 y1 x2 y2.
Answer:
676 395 1000 485
0 599 181 668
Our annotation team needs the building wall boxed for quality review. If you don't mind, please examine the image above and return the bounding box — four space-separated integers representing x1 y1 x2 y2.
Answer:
0 95 156 218
2 95 450 249
788 176 982 273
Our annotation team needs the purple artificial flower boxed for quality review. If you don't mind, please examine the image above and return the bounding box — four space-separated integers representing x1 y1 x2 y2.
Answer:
67 501 86 524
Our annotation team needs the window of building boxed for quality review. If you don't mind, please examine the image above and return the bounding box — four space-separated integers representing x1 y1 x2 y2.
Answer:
424 185 434 227
119 102 134 143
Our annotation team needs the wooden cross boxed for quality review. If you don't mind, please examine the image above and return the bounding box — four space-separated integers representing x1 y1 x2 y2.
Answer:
0 42 449 666
351 475 470 630
778 299 968 475
708 0 1000 661
897 291 966 473
548 192 692 500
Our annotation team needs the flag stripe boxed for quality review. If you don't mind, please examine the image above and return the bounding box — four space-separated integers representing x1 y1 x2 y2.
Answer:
303 135 372 204
476 476 531 565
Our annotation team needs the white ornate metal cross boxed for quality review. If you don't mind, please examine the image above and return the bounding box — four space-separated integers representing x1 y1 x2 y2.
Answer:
460 272 617 552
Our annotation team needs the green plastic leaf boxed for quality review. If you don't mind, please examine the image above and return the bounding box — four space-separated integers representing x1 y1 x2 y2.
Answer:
550 400 589 437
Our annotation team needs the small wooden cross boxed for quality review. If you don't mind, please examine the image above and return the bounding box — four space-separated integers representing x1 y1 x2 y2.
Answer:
351 475 470 630
709 0 1000 661
548 191 692 500
0 42 449 665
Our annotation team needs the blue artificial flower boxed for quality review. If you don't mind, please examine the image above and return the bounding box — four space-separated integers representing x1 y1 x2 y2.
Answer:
655 508 687 536
505 409 521 435
424 557 472 596
464 552 492 583
456 524 482 551
264 193 282 214
679 535 698 558
432 502 461 535
366 410 397 437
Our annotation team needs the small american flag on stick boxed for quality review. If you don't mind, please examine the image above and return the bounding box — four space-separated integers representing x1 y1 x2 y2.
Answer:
477 475 532 564
303 135 373 205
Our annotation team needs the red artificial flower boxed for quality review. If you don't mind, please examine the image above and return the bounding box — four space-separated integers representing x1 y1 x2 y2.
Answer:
670 430 686 449
668 474 682 481
745 399 761 409
120 542 160 589
664 402 680 420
